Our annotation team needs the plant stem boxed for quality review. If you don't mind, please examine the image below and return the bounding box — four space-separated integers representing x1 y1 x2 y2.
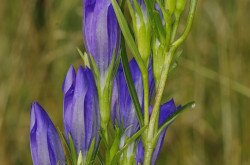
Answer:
144 0 198 163
142 70 149 126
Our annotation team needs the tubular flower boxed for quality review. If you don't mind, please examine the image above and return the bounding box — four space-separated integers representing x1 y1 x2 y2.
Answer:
30 66 100 164
112 58 154 137
30 102 65 165
136 99 179 165
83 0 120 80
111 59 154 162
62 66 100 156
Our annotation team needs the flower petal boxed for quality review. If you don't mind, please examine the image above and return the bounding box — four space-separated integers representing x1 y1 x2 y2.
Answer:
30 102 65 165
63 66 100 156
62 65 76 95
83 0 119 77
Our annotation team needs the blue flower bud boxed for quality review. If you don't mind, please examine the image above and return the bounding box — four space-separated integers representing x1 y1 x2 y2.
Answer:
111 59 154 161
112 59 154 137
30 102 65 165
62 66 100 157
83 0 120 79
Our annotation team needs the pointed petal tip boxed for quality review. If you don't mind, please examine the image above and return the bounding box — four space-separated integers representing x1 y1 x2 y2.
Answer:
62 65 76 94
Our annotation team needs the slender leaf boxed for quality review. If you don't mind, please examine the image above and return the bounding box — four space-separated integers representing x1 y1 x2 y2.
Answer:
120 36 144 127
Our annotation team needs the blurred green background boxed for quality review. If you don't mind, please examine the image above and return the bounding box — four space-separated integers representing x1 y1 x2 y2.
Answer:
0 0 249 164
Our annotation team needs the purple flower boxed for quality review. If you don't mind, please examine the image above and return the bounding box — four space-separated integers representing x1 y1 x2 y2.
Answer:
83 0 120 78
63 66 100 156
111 59 154 137
136 99 179 165
30 66 100 164
30 102 65 165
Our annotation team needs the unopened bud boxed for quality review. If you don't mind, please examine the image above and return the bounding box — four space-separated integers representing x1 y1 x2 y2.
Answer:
166 0 177 15
175 0 186 16
135 17 151 63
152 38 165 86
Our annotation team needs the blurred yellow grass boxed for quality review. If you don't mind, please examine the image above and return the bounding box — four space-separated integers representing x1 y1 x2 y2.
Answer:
0 0 249 164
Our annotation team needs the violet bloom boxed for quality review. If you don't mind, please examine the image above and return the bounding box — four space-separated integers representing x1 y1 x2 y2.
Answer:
112 59 154 137
63 66 100 156
30 66 100 164
111 58 154 161
136 99 179 165
83 0 120 80
30 102 65 165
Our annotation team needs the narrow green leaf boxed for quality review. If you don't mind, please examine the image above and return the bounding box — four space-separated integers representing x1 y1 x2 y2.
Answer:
120 36 144 127
110 125 148 165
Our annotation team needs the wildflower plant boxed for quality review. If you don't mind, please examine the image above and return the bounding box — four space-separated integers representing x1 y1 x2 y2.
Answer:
29 0 198 164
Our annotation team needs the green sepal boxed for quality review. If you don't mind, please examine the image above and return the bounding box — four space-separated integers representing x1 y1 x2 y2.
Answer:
152 39 165 87
169 50 183 73
144 0 166 43
88 54 101 90
110 125 148 165
152 10 166 44
130 0 151 63
85 138 96 164
68 134 77 165
109 126 122 163
56 127 73 165
152 101 195 148
77 151 83 165
77 48 90 68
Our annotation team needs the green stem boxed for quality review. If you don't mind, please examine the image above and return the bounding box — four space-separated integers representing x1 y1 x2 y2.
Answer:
143 143 154 165
144 0 198 164
142 70 149 126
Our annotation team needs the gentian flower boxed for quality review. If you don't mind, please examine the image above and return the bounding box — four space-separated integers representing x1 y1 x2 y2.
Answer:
62 66 100 156
136 99 179 165
111 59 154 161
30 102 65 165
83 0 120 81
30 66 100 164
112 59 154 137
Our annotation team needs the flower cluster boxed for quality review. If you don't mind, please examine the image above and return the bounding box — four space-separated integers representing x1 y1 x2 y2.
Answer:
30 0 197 164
